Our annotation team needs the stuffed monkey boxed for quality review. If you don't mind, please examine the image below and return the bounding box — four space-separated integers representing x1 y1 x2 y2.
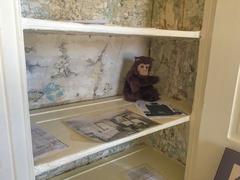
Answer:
123 56 159 102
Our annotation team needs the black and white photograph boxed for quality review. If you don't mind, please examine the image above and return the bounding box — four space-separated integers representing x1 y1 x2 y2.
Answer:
136 100 184 118
65 110 158 142
31 123 68 160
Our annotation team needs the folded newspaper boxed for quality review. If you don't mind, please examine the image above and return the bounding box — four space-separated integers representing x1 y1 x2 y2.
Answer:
65 110 158 142
31 123 68 160
136 100 184 118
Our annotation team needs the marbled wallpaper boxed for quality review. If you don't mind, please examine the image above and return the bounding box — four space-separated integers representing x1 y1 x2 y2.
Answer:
151 0 205 30
151 0 184 30
146 123 189 165
183 0 205 31
21 0 153 27
151 38 199 104
148 38 198 164
25 33 149 109
21 0 205 30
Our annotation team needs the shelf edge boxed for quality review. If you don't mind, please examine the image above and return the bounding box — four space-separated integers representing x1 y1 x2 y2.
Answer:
22 18 201 38
34 115 190 176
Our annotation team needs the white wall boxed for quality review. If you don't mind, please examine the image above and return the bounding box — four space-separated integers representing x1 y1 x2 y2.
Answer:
190 0 240 179
0 33 15 180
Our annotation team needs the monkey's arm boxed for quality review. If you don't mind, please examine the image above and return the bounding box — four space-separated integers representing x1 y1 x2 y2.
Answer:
127 76 141 93
140 76 159 87
148 76 159 84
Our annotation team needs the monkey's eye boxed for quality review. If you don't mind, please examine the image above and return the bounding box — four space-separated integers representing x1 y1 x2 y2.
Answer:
140 65 144 68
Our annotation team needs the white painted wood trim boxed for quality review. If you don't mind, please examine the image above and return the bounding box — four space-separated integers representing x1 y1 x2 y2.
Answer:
0 0 35 179
31 97 191 176
228 64 240 144
30 96 125 116
53 146 184 180
35 115 190 176
0 29 15 180
22 18 201 39
184 0 217 179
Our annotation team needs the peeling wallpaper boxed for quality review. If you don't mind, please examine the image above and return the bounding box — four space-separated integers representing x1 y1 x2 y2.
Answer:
148 38 198 165
21 0 153 27
152 0 205 30
110 0 153 27
21 0 204 30
146 123 189 165
151 38 199 104
25 33 148 109
183 0 205 31
152 0 184 30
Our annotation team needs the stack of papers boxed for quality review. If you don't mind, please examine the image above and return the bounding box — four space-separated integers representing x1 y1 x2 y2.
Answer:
136 100 184 118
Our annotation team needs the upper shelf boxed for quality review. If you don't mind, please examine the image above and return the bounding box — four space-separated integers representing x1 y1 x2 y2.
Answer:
22 18 201 39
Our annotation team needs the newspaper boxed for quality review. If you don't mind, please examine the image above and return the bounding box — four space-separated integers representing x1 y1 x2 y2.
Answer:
136 100 184 119
65 110 158 142
31 123 68 160
127 165 166 180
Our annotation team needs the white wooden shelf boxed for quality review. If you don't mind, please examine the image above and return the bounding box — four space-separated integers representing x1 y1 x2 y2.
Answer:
52 145 185 180
31 97 190 177
22 18 200 39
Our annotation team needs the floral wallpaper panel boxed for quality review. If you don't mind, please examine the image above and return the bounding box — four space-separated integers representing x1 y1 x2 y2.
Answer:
25 33 149 109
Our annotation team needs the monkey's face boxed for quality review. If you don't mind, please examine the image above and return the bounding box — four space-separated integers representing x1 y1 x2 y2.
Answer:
137 63 150 76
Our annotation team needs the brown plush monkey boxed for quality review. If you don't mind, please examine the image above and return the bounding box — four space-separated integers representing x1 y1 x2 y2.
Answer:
123 56 159 102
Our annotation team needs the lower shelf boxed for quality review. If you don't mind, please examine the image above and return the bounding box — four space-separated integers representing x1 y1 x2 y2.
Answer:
31 97 190 177
51 145 185 180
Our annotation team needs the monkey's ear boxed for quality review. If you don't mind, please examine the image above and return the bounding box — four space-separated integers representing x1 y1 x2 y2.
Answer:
135 57 141 62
